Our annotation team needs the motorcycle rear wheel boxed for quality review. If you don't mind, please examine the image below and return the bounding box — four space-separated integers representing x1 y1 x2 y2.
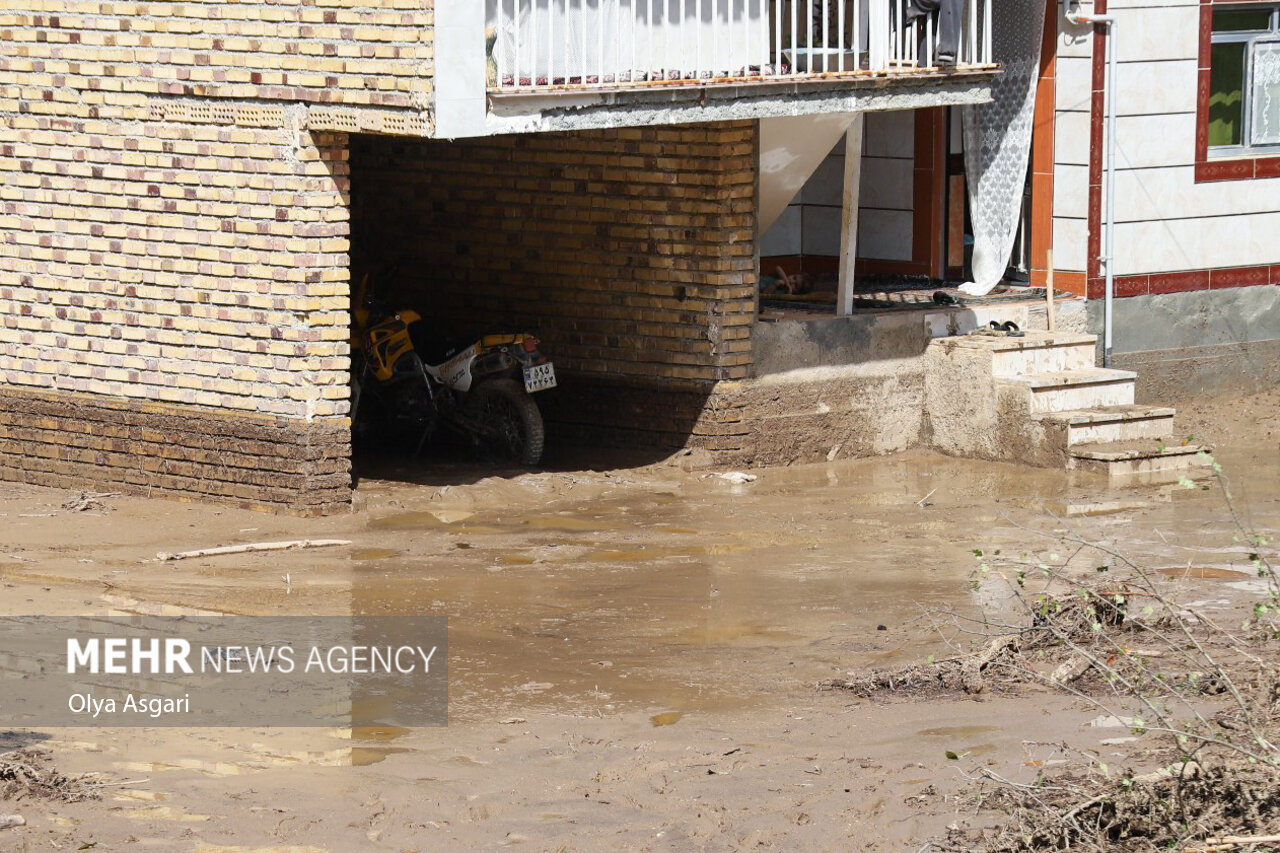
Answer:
466 379 545 466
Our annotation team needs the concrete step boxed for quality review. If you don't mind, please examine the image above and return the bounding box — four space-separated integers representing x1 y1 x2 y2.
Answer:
1069 440 1214 485
930 331 1098 378
1001 367 1137 414
1035 404 1176 446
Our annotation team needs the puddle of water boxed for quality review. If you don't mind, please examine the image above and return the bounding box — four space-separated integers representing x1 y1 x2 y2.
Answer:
1155 566 1252 580
351 746 411 766
1049 499 1150 517
351 725 411 743
40 444 1275 729
522 515 617 532
368 512 451 530
430 510 475 524
369 512 502 535
650 711 683 727
586 546 697 563
916 725 1000 738
351 548 400 561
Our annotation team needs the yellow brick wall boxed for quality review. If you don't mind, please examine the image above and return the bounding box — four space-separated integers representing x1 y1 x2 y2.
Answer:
350 122 758 385
0 118 352 420
0 1 434 134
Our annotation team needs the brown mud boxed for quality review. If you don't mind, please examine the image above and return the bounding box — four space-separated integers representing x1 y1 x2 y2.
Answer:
0 390 1277 851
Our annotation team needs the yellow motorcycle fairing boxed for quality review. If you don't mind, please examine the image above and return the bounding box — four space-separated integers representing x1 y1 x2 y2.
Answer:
362 309 423 383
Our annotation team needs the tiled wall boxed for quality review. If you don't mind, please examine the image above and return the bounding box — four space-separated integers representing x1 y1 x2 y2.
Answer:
1054 0 1280 283
759 110 916 263
858 110 917 262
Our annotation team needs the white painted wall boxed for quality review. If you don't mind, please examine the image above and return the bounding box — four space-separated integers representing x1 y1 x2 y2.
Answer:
1053 0 1280 275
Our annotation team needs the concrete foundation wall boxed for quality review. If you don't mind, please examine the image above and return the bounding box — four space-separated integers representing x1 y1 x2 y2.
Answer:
1088 287 1280 400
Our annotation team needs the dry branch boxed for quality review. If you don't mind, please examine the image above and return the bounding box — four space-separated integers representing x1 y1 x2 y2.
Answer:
155 539 352 562
1189 835 1280 853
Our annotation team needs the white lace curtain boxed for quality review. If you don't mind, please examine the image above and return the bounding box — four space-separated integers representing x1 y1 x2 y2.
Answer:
1252 41 1280 146
960 0 1044 296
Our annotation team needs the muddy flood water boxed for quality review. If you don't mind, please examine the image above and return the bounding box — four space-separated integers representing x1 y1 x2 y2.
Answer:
1 397 1278 851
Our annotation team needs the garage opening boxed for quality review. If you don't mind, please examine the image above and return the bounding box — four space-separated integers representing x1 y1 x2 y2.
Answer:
346 125 758 473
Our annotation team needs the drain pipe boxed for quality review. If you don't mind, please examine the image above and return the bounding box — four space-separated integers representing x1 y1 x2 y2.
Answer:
1066 2 1117 367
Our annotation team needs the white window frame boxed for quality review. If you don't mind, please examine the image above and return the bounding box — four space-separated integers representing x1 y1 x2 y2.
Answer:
1209 5 1280 156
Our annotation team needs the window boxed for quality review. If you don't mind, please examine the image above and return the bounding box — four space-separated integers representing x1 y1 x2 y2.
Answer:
1209 6 1280 153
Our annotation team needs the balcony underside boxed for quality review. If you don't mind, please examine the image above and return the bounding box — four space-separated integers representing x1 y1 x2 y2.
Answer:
482 67 997 135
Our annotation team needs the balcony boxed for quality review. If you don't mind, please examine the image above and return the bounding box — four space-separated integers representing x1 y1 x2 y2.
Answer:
487 0 994 91
435 0 998 137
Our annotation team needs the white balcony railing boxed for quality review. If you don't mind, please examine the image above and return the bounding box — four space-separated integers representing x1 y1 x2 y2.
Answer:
486 0 993 92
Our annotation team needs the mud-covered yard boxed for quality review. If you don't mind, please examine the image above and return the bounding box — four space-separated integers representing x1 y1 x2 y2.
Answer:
0 391 1277 852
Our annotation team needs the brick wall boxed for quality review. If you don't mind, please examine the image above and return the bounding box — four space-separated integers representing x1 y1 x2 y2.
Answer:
0 116 353 511
349 123 758 389
0 1 433 134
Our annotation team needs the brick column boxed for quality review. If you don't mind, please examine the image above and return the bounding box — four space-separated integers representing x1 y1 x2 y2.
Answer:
0 118 353 514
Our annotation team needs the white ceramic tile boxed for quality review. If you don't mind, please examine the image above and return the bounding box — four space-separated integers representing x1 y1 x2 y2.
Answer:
1114 60 1198 116
1053 164 1090 219
1113 7 1199 64
1058 13 1098 60
1052 217 1089 271
859 209 913 261
801 154 847 206
1056 56 1093 113
864 109 915 159
1111 216 1202 274
1054 110 1091 166
1113 112 1198 169
1112 165 1280 222
1105 0 1197 8
859 156 914 211
1114 211 1280 275
802 205 844 256
761 204 802 256
1112 166 1188 223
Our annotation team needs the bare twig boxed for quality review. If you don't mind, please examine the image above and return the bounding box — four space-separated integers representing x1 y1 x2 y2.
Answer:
155 539 352 562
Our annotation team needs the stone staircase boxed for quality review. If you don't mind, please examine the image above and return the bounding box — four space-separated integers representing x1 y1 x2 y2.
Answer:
924 330 1210 482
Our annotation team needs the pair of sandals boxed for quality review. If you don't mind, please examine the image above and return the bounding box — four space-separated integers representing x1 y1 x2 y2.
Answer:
972 320 1024 338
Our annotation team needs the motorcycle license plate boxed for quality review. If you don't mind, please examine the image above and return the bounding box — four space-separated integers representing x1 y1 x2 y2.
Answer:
523 362 557 393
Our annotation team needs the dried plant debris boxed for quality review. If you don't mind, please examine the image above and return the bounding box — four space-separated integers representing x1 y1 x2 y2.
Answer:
825 563 1280 850
944 760 1280 853
822 588 1149 698
0 748 102 803
60 492 117 513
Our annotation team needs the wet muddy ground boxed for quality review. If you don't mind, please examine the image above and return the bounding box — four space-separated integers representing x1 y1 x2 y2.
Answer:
0 391 1277 851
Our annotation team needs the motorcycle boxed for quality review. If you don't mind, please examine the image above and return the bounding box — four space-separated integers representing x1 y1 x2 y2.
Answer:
349 272 556 466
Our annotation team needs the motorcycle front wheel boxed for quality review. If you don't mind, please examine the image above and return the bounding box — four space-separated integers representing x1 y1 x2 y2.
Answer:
466 379 545 466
